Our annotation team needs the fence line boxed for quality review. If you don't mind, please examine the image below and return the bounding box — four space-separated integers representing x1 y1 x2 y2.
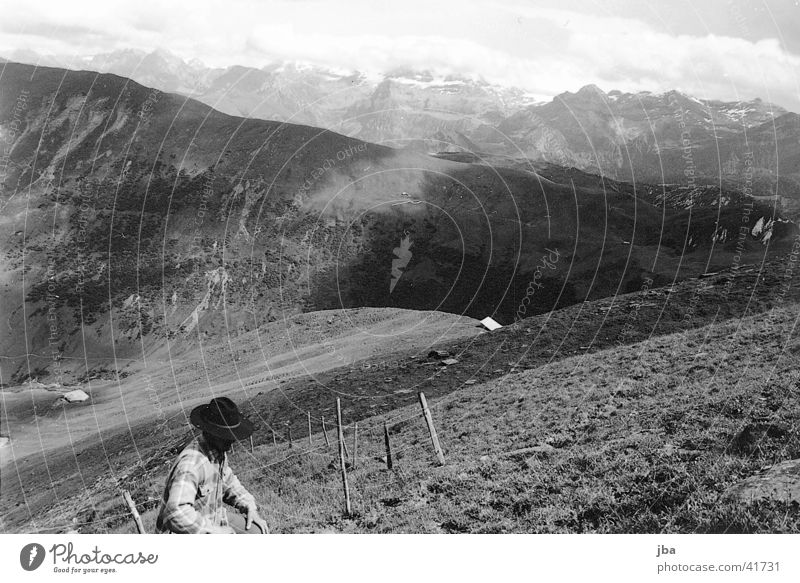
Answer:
30 391 451 533
236 406 438 496
238 405 431 470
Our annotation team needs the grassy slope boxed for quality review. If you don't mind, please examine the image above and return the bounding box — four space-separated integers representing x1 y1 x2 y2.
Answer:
5 254 800 533
112 300 800 534
108 254 800 534
0 308 479 530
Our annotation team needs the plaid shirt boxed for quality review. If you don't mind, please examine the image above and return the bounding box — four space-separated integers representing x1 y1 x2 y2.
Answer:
156 436 257 534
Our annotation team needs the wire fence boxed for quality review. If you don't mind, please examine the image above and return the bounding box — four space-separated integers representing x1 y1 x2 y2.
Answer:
13 390 450 534
18 365 799 534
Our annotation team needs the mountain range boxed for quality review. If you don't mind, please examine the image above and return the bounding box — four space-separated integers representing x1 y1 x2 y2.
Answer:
7 48 799 216
3 45 800 538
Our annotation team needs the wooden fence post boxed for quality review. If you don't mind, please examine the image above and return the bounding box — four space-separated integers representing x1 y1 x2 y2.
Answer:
322 415 331 448
383 420 393 470
336 398 352 516
287 423 293 448
249 435 254 454
271 429 277 448
121 490 145 534
352 423 358 470
419 392 445 466
307 411 313 447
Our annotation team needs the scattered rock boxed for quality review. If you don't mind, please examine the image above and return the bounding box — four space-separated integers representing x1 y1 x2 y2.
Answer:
464 379 477 385
724 459 800 504
63 389 90 403
441 358 459 366
428 350 450 359
0 436 10 448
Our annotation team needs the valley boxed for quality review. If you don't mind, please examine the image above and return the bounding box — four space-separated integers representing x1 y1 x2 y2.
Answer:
1 58 799 535
1 61 796 387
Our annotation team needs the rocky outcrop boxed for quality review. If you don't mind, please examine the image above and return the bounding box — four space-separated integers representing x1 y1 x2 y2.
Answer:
724 459 800 504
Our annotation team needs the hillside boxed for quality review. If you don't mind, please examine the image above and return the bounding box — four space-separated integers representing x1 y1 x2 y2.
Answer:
2 61 797 388
198 302 800 534
3 251 799 533
0 307 482 529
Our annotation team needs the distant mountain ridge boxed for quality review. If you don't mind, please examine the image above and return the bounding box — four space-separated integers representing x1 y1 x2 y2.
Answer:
7 48 798 218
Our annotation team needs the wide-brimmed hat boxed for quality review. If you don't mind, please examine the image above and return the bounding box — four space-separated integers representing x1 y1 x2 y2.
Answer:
190 397 254 441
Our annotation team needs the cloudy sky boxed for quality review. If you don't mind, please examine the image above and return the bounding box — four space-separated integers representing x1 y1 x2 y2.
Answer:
1 0 799 110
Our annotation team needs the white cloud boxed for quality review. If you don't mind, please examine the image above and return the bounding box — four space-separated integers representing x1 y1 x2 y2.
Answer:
1 0 798 110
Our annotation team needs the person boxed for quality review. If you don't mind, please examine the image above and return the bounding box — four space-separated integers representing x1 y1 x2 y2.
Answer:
156 397 268 534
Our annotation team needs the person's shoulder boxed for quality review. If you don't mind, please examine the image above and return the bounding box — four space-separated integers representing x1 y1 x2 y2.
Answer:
174 440 207 467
